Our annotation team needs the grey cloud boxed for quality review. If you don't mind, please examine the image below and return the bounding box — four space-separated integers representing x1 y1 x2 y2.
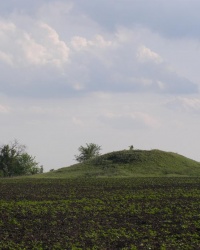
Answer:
0 1 198 98
76 0 200 38
0 65 80 98
1 0 200 39
0 1 44 16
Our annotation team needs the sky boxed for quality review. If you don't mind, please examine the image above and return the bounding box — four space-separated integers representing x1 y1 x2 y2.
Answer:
1 0 200 171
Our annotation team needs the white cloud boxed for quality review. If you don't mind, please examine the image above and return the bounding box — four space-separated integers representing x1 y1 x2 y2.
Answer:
0 18 70 68
19 33 47 65
166 96 200 114
94 35 112 48
71 36 89 51
0 6 198 97
20 22 70 67
137 45 163 64
39 23 70 65
71 34 112 51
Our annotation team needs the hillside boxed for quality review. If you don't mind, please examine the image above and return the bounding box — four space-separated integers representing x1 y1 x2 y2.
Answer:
39 149 200 178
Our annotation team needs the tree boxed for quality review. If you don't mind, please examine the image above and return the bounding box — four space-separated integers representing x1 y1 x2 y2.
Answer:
16 153 43 175
0 140 42 177
75 143 101 163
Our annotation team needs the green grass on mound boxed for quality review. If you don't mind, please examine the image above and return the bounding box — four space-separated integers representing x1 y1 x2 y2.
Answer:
37 149 200 178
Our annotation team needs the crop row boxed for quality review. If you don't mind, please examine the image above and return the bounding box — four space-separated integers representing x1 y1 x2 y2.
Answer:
0 178 200 249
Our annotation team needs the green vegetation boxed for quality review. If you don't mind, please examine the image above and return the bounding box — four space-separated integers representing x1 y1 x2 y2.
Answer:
41 149 200 178
0 140 43 177
1 177 200 249
1 148 200 248
74 143 101 163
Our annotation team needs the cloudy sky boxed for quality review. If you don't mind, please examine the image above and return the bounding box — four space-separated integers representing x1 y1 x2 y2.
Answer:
1 0 200 171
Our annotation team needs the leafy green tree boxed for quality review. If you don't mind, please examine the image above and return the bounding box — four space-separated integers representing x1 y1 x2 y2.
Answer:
75 143 101 162
16 153 43 175
0 140 42 177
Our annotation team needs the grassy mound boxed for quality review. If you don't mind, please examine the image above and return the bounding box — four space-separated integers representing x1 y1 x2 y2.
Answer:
39 149 200 178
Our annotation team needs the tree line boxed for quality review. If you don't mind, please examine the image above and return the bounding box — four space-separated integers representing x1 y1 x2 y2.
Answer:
0 141 101 177
0 140 133 177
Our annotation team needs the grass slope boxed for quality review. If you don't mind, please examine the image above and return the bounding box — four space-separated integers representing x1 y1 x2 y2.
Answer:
39 149 200 178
